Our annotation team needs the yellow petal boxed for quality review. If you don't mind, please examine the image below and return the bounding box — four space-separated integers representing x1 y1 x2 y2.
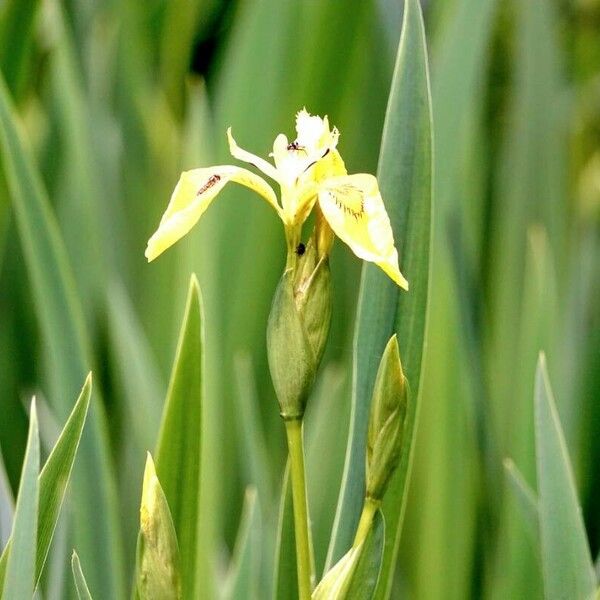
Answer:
318 174 409 289
281 149 348 225
145 166 279 261
313 148 347 181
227 128 281 183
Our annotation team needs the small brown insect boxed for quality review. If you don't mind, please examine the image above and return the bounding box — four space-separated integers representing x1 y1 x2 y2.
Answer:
196 174 221 196
287 141 303 151
296 243 306 255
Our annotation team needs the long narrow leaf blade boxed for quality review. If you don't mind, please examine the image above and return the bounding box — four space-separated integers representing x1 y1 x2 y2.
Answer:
0 0 40 95
155 274 204 599
327 4 432 598
535 355 595 599
272 465 297 600
49 4 109 312
1 401 39 600
0 72 123 598
0 374 91 589
233 355 273 506
503 458 539 548
107 280 164 451
71 551 94 600
0 452 13 549
0 65 88 420
223 487 261 600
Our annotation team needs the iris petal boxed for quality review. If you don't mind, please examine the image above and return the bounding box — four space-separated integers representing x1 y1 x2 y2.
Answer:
227 128 281 183
317 174 408 289
145 166 279 261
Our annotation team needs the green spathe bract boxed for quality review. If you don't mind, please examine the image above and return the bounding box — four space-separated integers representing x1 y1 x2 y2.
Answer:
366 336 408 501
293 240 332 373
267 245 331 420
136 454 181 600
268 271 315 420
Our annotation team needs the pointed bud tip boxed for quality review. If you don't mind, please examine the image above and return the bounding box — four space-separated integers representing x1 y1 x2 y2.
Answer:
142 453 158 496
144 451 155 472
386 333 399 352
141 453 159 528
382 333 404 380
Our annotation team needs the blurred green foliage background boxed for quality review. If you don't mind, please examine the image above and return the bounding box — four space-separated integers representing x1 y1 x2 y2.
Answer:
0 0 598 598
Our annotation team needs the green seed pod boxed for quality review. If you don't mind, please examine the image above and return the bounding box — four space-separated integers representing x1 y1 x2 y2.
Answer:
136 453 181 600
366 335 408 500
267 239 332 420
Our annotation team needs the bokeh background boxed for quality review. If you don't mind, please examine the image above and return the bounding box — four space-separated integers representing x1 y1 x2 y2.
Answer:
0 0 598 598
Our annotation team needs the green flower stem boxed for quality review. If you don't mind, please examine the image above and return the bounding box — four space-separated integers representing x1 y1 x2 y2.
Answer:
284 225 301 271
352 496 381 549
285 418 314 599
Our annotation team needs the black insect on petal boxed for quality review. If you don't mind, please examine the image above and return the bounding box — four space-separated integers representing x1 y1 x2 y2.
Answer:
296 243 306 256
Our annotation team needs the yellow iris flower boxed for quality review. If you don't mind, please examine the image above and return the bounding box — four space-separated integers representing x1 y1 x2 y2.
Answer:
145 109 408 290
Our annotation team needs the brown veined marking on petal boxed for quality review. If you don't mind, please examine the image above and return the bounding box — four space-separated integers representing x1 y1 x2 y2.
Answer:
329 185 364 220
196 174 221 196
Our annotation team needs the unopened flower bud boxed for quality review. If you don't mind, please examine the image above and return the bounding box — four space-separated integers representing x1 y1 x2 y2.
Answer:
366 335 408 500
137 453 181 600
267 238 332 420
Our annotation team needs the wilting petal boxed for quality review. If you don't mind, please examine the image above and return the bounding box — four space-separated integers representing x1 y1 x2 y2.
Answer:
318 174 408 289
227 128 281 183
145 166 279 261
